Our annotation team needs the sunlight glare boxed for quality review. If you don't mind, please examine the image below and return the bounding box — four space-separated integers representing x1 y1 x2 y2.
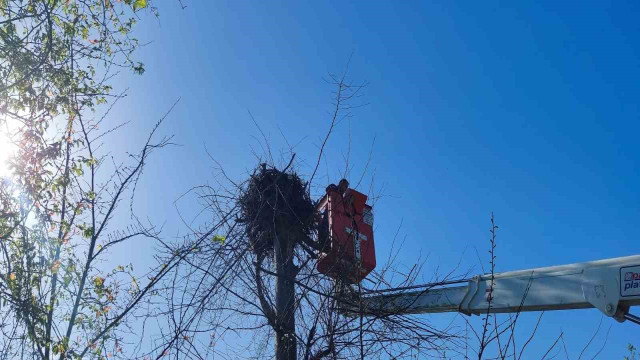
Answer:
0 125 16 178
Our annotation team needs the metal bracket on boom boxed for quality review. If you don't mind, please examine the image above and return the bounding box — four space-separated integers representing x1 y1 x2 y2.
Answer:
458 275 480 316
340 255 640 325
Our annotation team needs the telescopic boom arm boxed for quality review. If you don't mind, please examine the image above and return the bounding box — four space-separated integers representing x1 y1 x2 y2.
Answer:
342 255 640 325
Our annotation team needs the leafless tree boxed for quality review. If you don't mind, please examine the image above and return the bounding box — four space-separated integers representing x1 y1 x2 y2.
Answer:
133 71 479 360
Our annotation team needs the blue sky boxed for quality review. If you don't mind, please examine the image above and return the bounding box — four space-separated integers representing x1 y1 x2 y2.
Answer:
103 1 640 357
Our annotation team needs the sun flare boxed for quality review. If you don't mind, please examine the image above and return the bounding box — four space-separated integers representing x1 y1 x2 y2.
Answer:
0 125 16 178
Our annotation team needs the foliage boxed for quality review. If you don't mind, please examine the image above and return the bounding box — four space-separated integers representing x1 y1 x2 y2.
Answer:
0 0 154 118
0 1 176 359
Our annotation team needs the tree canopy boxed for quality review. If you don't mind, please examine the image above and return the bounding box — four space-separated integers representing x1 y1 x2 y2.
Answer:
0 1 174 359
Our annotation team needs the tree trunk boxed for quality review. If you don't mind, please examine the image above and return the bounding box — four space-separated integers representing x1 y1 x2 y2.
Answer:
275 233 297 360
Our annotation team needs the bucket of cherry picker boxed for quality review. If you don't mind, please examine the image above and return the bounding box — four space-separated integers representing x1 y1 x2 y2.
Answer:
316 181 376 283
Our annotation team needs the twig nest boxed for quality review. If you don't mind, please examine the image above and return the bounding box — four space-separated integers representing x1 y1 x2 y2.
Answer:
239 164 315 257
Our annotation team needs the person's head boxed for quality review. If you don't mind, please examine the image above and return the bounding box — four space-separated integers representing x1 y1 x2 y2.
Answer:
337 178 349 193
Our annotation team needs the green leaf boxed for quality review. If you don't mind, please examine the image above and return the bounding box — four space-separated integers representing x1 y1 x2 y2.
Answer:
84 157 97 166
133 0 147 10
212 234 226 245
132 62 145 75
83 226 94 239
72 163 83 176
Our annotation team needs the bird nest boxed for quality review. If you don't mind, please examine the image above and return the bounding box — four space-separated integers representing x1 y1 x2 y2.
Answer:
239 164 316 257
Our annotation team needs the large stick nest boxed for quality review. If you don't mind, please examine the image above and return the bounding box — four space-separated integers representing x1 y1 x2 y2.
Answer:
239 164 316 257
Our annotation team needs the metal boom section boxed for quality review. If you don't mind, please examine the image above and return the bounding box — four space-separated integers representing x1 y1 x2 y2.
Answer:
342 255 640 324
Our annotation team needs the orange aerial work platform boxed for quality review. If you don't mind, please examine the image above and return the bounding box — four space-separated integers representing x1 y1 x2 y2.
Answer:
316 182 376 283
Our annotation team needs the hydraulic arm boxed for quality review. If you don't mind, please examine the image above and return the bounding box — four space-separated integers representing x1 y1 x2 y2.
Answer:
342 255 640 325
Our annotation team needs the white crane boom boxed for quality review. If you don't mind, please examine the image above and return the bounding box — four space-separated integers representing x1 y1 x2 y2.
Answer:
342 255 640 324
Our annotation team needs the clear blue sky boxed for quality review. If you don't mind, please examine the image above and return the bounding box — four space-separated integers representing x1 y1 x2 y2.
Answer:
106 1 640 357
